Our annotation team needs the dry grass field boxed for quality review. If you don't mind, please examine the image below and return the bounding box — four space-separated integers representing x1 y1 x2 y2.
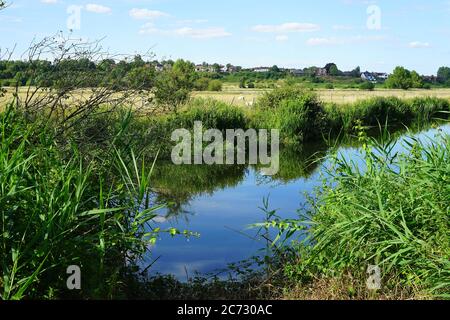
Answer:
193 86 450 106
3 86 450 109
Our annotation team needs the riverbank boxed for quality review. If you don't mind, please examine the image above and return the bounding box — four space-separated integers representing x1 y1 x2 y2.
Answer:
0 88 449 299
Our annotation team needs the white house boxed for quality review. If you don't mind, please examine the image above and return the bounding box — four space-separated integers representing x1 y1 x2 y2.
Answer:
361 71 377 82
252 67 270 73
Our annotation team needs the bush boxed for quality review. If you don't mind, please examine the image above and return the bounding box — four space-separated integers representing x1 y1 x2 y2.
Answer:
359 81 375 91
0 106 164 299
258 86 309 110
325 83 334 90
255 89 327 144
263 132 450 298
207 80 223 92
194 77 211 91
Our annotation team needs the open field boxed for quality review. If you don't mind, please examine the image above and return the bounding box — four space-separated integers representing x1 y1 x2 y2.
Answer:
193 87 450 106
3 86 450 109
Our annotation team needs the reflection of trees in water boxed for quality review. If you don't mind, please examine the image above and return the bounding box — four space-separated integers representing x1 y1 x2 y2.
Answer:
151 164 248 218
149 122 442 219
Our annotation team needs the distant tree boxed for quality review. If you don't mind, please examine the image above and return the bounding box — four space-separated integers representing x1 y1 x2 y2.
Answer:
360 81 375 91
410 70 423 88
437 67 450 84
324 63 340 76
194 77 210 91
207 80 222 92
239 77 246 88
270 65 280 73
350 66 361 78
385 66 413 90
329 65 340 76
126 66 155 90
212 63 221 73
154 59 196 111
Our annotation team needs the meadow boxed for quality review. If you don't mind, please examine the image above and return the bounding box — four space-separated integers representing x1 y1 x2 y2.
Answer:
193 83 450 106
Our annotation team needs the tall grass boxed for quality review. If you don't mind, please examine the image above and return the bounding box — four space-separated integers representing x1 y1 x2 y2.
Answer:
326 96 449 131
261 128 450 298
0 106 171 299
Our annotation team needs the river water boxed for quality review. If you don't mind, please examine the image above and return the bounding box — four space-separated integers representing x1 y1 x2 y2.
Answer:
144 123 450 279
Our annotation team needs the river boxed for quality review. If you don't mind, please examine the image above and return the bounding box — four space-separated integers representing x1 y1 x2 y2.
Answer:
144 123 450 279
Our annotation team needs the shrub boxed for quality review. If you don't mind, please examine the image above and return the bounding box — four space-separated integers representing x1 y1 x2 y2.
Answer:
0 106 165 299
207 79 223 92
194 77 211 91
360 81 375 91
256 90 327 144
263 132 450 298
258 86 309 110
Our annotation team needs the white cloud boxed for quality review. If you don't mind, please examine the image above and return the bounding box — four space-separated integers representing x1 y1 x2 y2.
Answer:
252 22 320 33
41 0 58 4
307 35 386 46
409 41 431 48
174 27 231 39
333 25 354 31
275 35 289 42
129 8 169 20
139 24 231 39
85 4 112 14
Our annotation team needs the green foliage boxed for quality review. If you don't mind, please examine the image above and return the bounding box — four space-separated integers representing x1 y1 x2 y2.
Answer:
326 97 449 131
360 81 375 91
437 66 450 84
207 79 223 92
154 59 196 110
385 66 423 90
0 106 192 300
194 77 211 91
261 130 450 298
254 88 327 144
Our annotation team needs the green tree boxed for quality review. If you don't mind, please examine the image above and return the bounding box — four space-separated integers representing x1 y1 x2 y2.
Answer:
325 63 340 76
207 80 222 91
350 66 361 78
410 71 423 88
154 59 196 111
194 77 210 91
385 66 413 90
239 77 247 89
270 65 280 73
126 66 155 90
360 81 375 91
437 67 450 84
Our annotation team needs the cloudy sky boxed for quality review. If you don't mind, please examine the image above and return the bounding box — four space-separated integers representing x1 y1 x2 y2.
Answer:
1 0 449 74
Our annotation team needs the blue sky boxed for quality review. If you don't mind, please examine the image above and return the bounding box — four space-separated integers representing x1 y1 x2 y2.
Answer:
1 0 449 74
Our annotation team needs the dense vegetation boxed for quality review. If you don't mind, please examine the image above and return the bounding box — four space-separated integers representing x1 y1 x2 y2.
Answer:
2 55 450 92
260 129 450 299
0 105 197 299
1 37 449 299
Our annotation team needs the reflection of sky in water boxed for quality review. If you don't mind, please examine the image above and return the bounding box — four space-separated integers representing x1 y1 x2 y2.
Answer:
144 124 450 279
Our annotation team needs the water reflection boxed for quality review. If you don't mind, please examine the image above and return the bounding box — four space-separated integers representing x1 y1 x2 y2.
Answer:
145 122 449 278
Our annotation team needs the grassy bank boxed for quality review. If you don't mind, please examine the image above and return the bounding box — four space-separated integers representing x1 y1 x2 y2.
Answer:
107 87 449 159
0 105 193 299
260 129 450 299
